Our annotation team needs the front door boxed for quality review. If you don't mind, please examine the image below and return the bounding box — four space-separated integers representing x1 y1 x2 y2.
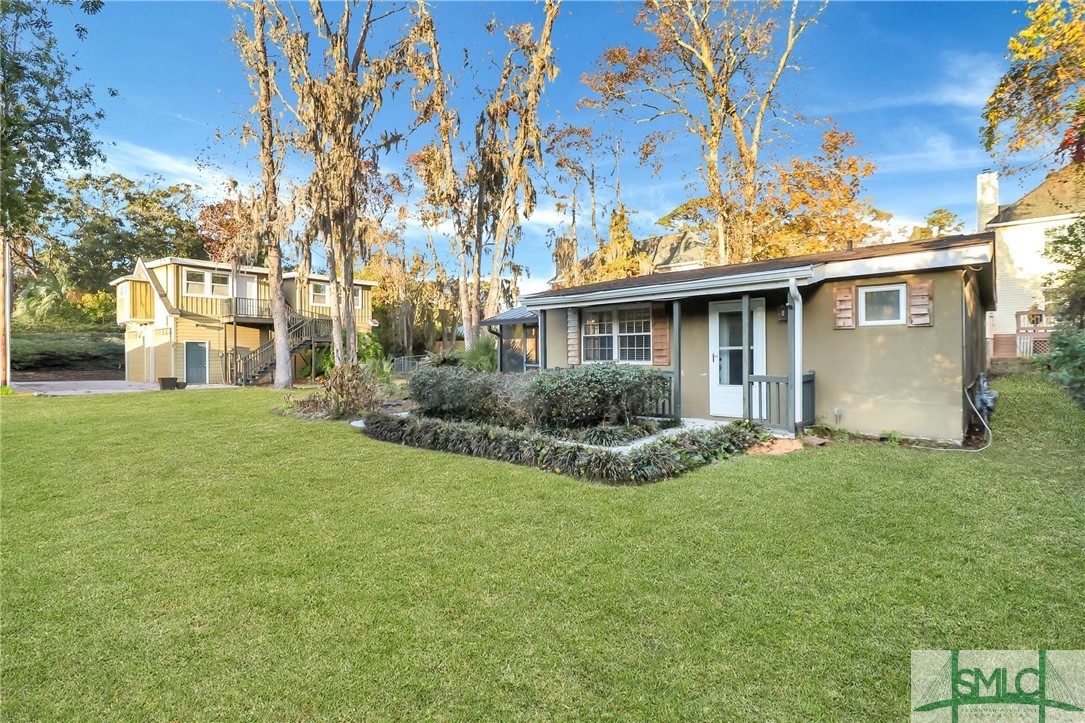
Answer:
185 341 208 385
708 299 766 418
235 274 258 316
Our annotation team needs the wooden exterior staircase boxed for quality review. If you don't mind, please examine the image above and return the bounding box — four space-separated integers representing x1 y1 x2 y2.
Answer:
234 311 333 386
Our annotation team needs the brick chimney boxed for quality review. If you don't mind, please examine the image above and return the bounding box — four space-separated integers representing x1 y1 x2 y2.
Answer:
976 170 999 232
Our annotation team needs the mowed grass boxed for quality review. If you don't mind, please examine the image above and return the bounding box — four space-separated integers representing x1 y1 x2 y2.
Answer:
1 375 1082 720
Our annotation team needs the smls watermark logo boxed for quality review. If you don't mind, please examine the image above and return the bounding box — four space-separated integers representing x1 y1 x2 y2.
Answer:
912 650 1085 722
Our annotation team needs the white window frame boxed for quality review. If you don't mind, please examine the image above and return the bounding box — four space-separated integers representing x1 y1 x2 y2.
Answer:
182 268 231 299
117 283 129 299
310 282 329 307
352 286 364 309
858 283 906 326
580 303 653 365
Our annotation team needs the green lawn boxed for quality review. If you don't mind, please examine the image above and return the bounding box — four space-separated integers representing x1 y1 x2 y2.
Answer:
2 375 1082 720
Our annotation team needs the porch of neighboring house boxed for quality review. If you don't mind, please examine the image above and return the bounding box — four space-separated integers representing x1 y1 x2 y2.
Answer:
1013 308 1056 358
179 293 335 386
481 306 541 373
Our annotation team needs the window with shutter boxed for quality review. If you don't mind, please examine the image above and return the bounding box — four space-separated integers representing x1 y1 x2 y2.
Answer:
833 286 855 329
651 303 670 365
907 280 934 327
566 309 580 365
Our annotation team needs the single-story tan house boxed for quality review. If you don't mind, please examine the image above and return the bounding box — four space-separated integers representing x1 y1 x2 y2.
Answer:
521 234 996 443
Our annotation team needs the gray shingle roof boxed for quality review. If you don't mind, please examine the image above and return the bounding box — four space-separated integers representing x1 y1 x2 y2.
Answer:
481 306 538 326
990 164 1085 225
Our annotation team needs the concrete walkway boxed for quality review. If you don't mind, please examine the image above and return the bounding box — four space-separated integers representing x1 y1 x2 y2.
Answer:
8 381 233 396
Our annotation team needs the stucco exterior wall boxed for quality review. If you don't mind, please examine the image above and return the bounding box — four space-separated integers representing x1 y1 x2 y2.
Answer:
804 271 966 441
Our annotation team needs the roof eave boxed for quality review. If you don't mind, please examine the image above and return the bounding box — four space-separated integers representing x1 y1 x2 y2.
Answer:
521 265 817 309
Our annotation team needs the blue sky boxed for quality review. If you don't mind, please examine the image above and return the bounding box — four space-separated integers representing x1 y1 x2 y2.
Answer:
54 1 1044 292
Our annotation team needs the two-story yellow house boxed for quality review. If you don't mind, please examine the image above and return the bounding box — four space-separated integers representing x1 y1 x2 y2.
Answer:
110 257 377 385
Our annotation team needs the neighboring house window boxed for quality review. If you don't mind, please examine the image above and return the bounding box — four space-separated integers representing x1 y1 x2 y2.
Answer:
353 286 364 308
858 284 906 326
184 269 207 296
210 272 229 297
581 305 652 363
184 269 230 297
310 283 329 306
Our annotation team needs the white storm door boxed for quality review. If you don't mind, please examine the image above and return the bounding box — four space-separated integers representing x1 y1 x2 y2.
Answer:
708 299 766 418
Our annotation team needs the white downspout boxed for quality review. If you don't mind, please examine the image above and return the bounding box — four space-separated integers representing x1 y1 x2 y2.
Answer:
789 278 804 429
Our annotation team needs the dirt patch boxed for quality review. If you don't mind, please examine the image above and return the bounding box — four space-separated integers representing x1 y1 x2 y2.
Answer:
747 438 805 455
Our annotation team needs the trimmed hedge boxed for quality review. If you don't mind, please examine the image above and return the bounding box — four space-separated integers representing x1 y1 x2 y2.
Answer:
408 366 532 426
408 363 672 430
530 364 671 428
361 412 763 484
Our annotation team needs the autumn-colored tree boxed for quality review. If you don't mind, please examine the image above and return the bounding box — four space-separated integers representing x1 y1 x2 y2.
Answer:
568 203 646 286
411 0 561 346
583 0 827 263
908 208 964 241
758 127 890 258
983 0 1085 168
196 200 243 262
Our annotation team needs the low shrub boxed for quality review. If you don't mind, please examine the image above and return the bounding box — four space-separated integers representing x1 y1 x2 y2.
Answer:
530 364 671 428
1041 327 1085 406
286 363 384 419
10 331 123 370
361 412 762 484
554 417 681 446
408 366 532 426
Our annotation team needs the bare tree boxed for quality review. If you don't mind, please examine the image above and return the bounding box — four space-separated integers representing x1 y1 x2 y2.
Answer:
273 0 435 365
232 0 292 388
583 0 826 263
411 0 562 346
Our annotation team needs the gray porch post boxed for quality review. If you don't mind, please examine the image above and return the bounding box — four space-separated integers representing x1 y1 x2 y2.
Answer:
786 290 796 435
538 310 547 368
671 299 682 420
741 293 750 420
789 279 804 433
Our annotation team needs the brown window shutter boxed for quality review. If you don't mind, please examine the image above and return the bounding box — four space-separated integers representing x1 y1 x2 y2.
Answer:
651 303 671 366
833 285 855 329
907 280 933 327
567 308 580 365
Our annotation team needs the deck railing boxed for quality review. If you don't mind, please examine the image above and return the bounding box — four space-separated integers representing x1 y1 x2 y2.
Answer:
222 297 272 318
748 372 815 434
1015 309 1056 358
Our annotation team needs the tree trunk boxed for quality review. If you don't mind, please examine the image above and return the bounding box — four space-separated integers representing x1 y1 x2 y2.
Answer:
268 241 292 388
326 236 345 366
253 0 291 390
